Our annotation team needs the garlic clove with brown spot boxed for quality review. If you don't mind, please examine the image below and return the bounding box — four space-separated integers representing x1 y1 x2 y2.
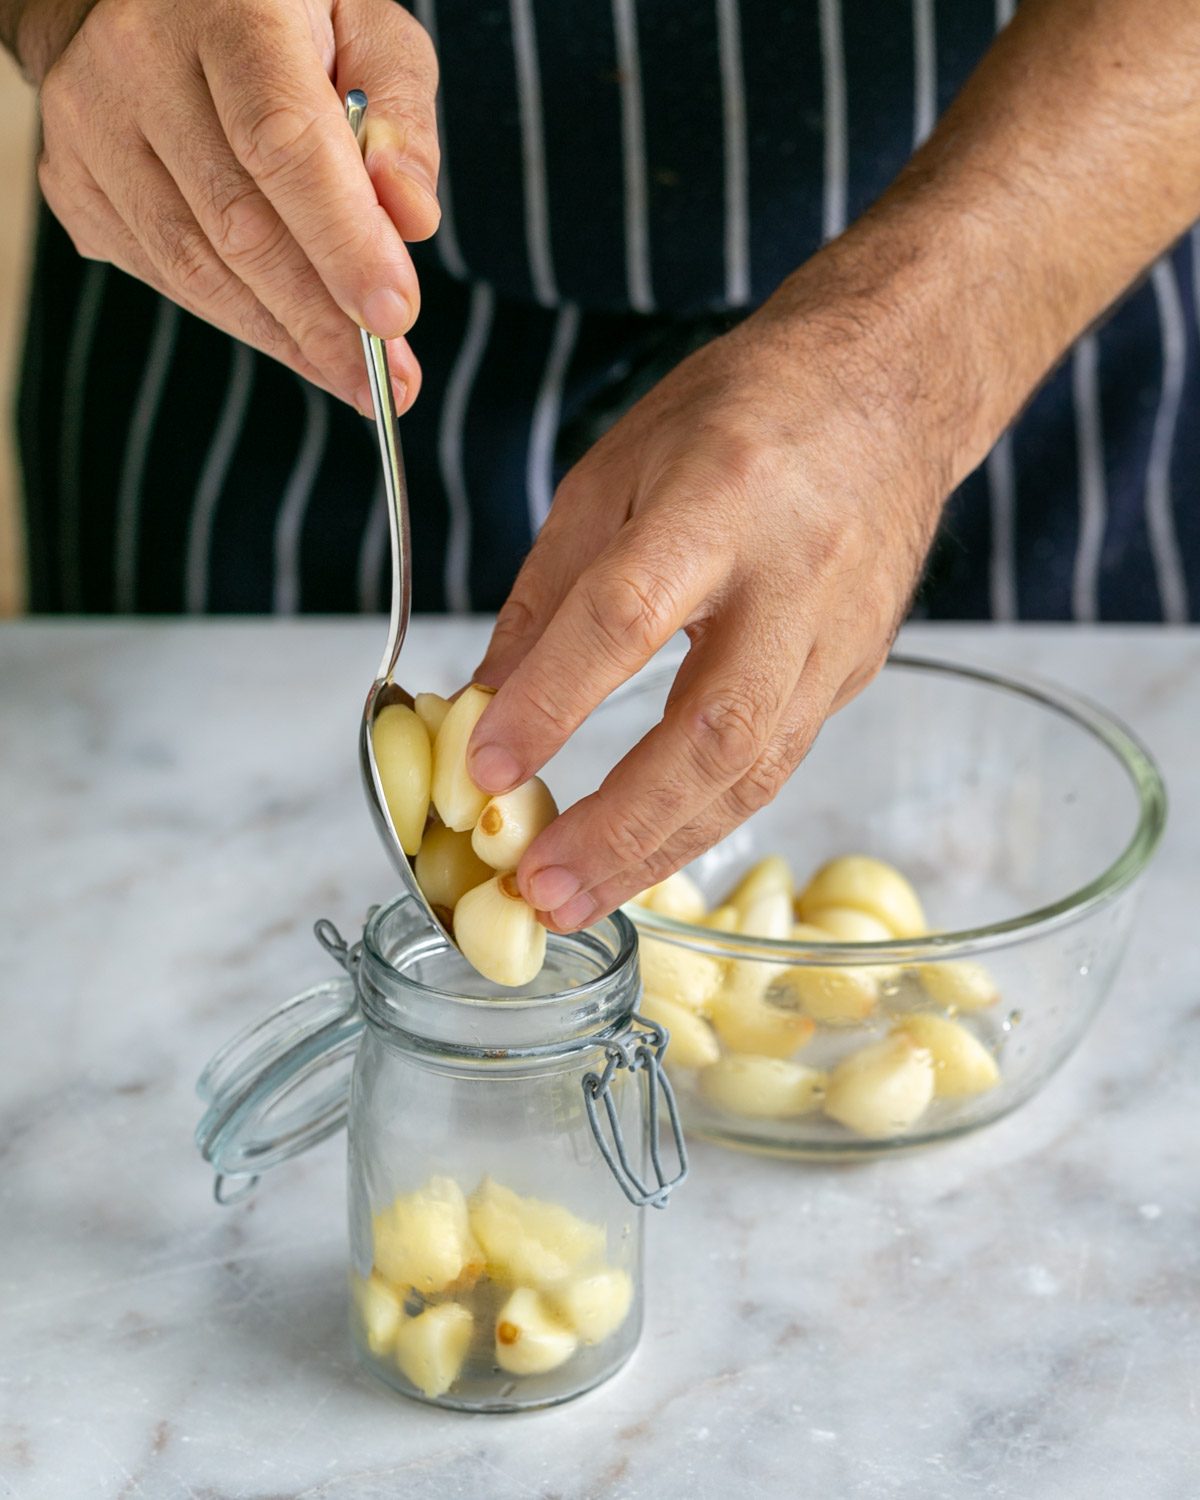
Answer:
453 872 547 987
471 776 558 871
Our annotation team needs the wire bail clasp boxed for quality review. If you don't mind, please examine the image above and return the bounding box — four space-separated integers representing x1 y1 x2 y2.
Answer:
314 917 365 976
582 1013 689 1209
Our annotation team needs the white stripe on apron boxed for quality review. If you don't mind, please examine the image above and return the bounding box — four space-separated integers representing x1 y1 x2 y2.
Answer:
715 0 750 306
1145 258 1189 623
818 0 847 241
413 0 469 280
59 262 108 612
1071 333 1106 623
911 0 936 147
113 299 180 612
273 380 330 614
527 302 581 536
510 0 558 306
612 0 654 312
184 339 254 613
986 435 1018 621
439 282 495 612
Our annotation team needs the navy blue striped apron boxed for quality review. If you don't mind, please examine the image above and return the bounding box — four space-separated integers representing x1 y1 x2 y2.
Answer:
17 0 1200 620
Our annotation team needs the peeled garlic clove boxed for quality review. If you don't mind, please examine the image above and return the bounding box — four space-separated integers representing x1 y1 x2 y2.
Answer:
550 1268 633 1345
806 905 893 943
394 1302 474 1398
917 959 1000 1012
722 856 793 916
632 869 707 923
737 887 793 941
710 976 816 1058
495 1288 578 1376
352 1270 405 1356
772 962 878 1026
414 824 493 911
700 1055 826 1118
640 993 720 1070
893 1013 1000 1096
797 855 926 938
470 1178 606 1288
823 1033 935 1137
471 776 558 871
372 1176 484 1296
431 683 495 832
414 691 452 739
372 703 432 857
698 903 740 934
636 935 725 1016
454 873 547 987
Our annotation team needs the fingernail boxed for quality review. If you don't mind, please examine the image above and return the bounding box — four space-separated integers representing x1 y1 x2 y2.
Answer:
552 892 596 931
528 866 582 911
470 743 522 794
361 287 411 339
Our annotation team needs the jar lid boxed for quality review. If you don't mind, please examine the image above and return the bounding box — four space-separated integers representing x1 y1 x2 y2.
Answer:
194 973 362 1204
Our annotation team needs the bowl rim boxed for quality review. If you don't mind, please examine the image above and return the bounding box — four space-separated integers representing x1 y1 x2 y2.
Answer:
620 651 1167 964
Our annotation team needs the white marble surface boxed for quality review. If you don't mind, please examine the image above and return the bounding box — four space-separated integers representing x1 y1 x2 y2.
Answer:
1 620 1198 1500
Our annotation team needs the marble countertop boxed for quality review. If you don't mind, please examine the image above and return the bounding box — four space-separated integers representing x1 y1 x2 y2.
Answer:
2 620 1197 1500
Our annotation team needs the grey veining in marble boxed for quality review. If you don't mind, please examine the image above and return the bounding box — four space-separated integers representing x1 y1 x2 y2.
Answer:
1 621 1197 1500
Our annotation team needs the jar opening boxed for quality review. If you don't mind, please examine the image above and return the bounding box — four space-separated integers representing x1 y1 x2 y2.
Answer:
358 896 641 1054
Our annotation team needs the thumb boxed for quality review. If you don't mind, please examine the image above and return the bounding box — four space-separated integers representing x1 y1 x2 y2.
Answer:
336 0 443 242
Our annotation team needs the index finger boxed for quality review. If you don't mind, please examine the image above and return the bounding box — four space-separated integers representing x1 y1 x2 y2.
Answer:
201 9 420 339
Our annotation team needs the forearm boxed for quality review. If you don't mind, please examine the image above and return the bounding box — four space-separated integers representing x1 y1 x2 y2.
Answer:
766 0 1200 497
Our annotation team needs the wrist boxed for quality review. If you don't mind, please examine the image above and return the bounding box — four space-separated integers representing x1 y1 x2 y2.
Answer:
10 0 97 80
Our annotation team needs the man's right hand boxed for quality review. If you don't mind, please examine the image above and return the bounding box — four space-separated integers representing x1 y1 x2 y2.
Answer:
20 0 440 412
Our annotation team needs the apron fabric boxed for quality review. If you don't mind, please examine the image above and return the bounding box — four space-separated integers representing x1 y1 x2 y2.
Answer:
16 0 1200 620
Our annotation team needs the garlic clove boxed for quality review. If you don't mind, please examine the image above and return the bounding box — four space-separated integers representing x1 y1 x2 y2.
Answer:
469 1178 605 1289
414 691 452 739
639 993 720 1070
722 856 794 916
823 1033 935 1137
806 905 894 943
893 1013 1000 1096
549 1268 634 1345
736 887 793 941
471 776 558 871
772 962 878 1026
698 903 740 934
917 959 1000 1012
797 855 927 938
394 1302 474 1399
372 1175 484 1296
414 824 493 911
710 978 816 1058
636 934 725 1016
632 869 707 923
431 683 495 832
453 873 547 987
495 1288 578 1376
700 1055 826 1118
372 703 433 857
352 1270 405 1356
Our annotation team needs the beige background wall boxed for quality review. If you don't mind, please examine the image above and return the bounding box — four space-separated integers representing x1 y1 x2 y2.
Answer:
1 51 36 616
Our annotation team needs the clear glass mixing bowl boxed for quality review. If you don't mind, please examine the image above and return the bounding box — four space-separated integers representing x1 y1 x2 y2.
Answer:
547 654 1166 1157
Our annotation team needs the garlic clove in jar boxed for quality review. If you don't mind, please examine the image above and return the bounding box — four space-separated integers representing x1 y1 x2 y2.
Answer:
639 993 720 1070
892 1013 1000 1096
371 703 433 857
636 934 725 1016
495 1288 578 1376
471 776 558 871
414 691 452 739
352 1270 405 1356
797 855 927 938
453 873 547 988
372 1176 484 1296
550 1268 634 1345
414 825 493 912
394 1302 474 1398
700 1055 826 1118
632 869 707 923
469 1178 605 1289
823 1033 935 1137
430 683 495 832
916 959 1000 1012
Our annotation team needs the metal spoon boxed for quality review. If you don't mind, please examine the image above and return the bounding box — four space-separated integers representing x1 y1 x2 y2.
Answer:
345 89 452 944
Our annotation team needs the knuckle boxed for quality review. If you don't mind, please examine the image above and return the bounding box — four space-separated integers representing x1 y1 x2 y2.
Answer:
685 691 771 783
233 100 323 185
725 747 791 823
583 567 678 664
209 178 282 267
520 676 581 741
491 593 539 650
598 803 662 871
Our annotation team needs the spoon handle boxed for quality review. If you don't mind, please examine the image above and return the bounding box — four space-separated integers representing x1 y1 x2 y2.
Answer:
345 89 412 684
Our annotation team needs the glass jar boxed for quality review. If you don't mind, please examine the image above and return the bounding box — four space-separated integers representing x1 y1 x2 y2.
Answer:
195 895 686 1413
